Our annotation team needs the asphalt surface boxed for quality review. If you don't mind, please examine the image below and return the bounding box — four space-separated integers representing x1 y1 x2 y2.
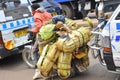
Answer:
0 51 119 80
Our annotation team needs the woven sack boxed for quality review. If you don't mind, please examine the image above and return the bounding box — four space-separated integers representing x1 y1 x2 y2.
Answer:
37 43 59 77
57 52 72 79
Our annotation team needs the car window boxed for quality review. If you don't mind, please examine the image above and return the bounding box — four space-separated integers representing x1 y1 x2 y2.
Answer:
38 1 53 8
104 4 119 13
0 0 30 10
0 0 31 20
115 12 120 20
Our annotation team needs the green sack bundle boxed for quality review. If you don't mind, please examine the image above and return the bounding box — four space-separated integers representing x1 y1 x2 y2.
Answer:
38 24 55 41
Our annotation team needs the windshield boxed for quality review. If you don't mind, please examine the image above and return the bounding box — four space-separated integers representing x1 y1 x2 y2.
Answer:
38 1 52 8
0 0 30 10
0 0 32 21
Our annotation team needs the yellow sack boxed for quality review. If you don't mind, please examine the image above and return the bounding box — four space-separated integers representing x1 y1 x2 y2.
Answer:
38 24 55 41
37 43 60 77
56 27 91 53
57 52 72 79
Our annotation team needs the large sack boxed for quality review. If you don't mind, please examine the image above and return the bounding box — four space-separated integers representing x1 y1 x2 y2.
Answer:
57 52 72 79
56 26 91 53
37 43 60 77
38 24 55 41
55 17 93 53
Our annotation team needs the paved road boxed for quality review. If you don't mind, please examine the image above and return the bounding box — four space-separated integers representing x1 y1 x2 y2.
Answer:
0 18 120 80
0 51 119 80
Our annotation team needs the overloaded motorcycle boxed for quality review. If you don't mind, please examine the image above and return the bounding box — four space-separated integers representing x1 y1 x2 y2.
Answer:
22 15 94 79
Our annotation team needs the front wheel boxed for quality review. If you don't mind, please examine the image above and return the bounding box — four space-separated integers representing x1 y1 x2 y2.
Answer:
22 47 36 69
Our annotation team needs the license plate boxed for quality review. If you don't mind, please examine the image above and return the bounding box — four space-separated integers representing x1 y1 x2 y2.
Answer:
52 12 57 16
14 28 28 37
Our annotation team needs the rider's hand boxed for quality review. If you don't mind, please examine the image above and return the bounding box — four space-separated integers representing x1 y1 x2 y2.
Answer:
28 30 36 41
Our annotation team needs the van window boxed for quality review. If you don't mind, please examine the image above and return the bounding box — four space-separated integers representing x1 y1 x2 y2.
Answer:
0 0 31 20
115 12 120 20
0 0 30 10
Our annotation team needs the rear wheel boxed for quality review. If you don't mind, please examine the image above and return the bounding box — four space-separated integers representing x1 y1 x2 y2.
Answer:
61 4 75 19
69 61 80 78
69 65 77 78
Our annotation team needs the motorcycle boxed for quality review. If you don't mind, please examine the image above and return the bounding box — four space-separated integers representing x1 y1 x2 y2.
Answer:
36 16 92 79
22 15 92 79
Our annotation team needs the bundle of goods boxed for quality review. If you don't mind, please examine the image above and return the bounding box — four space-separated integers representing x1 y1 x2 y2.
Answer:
37 16 93 79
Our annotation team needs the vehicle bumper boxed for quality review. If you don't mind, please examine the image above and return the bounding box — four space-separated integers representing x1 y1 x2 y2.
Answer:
0 47 19 59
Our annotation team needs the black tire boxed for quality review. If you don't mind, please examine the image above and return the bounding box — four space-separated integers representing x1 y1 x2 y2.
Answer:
69 66 76 78
76 10 89 19
69 61 79 78
76 12 83 19
22 48 36 69
61 4 75 19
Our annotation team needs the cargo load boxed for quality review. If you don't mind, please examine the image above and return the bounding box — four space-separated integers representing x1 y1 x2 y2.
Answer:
37 16 93 79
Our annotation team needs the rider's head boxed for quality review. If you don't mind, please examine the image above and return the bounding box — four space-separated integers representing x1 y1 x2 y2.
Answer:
31 3 40 12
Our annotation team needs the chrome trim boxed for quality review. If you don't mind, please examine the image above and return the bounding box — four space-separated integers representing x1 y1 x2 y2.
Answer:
89 21 106 66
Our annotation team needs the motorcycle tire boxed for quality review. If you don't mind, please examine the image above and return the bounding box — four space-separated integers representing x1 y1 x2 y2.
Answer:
22 48 36 69
69 62 79 78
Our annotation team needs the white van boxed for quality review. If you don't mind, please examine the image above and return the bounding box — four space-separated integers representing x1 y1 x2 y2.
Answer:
90 4 120 73
0 0 34 59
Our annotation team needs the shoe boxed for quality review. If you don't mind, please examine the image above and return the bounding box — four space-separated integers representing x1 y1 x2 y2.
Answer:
33 69 42 80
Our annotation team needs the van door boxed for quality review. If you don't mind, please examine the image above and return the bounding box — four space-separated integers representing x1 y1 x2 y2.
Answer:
109 9 120 67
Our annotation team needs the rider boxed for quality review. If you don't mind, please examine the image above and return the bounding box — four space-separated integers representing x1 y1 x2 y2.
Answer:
29 3 52 80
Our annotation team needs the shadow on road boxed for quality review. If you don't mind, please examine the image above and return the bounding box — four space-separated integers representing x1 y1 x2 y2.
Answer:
0 54 28 70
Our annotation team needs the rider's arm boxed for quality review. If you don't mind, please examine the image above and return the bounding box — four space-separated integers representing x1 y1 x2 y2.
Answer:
30 12 43 33
31 18 43 34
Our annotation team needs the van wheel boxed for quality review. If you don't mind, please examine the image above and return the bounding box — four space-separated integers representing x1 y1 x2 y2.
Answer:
22 48 36 69
61 4 75 19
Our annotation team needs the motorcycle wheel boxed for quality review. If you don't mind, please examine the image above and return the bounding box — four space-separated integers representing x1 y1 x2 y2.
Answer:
69 67 76 78
22 48 36 69
69 62 79 78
